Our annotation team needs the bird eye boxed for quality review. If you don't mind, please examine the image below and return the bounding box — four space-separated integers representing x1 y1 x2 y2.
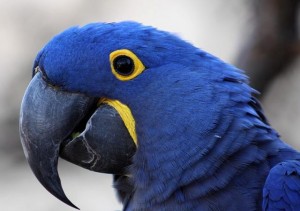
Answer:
110 49 145 81
113 56 134 76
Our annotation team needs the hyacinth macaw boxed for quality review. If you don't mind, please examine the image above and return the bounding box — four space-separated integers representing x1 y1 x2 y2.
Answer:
20 21 300 210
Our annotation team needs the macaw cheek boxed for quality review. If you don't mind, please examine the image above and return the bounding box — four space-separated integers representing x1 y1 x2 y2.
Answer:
60 104 136 175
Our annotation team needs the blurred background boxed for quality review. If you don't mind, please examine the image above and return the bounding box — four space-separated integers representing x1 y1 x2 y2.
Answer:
1 0 300 210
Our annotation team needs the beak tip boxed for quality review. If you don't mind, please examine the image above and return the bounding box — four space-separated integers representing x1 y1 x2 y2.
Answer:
62 198 79 210
56 196 79 210
49 187 80 210
32 163 79 209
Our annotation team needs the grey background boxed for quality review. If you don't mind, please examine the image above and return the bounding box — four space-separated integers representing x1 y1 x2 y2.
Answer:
1 1 299 210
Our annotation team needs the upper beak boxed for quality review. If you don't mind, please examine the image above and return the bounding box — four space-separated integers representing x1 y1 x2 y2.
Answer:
19 72 136 209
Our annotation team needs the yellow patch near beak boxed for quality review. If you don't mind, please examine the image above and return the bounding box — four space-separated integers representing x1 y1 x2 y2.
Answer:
98 98 137 146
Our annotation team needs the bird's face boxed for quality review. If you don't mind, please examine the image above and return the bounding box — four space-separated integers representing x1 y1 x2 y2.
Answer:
20 22 220 208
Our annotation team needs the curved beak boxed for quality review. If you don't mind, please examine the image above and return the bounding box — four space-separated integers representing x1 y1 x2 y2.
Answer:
19 72 136 209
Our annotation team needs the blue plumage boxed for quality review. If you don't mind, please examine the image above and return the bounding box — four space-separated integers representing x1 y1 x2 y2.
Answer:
34 21 300 210
263 160 300 210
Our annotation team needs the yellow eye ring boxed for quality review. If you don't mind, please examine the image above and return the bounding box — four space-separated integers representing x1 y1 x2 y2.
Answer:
110 49 145 81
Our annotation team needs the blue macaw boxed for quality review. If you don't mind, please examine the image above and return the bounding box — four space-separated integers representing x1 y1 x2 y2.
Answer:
20 21 300 210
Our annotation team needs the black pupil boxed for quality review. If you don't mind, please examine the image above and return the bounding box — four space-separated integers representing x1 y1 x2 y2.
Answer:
113 56 134 76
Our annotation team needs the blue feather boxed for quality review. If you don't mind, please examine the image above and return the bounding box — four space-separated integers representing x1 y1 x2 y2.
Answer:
263 161 300 210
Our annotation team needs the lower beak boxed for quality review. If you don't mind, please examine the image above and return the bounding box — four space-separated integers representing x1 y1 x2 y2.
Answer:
19 72 136 209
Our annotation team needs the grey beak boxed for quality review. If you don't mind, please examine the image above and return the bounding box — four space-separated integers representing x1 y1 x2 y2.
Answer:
20 72 136 209
20 72 96 209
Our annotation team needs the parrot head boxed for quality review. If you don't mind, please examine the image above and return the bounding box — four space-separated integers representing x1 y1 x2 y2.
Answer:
20 22 250 209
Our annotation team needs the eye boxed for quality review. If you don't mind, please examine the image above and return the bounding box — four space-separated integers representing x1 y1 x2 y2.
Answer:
113 56 134 76
110 49 145 81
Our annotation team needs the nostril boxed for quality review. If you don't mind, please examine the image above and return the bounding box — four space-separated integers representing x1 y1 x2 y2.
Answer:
34 66 40 75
